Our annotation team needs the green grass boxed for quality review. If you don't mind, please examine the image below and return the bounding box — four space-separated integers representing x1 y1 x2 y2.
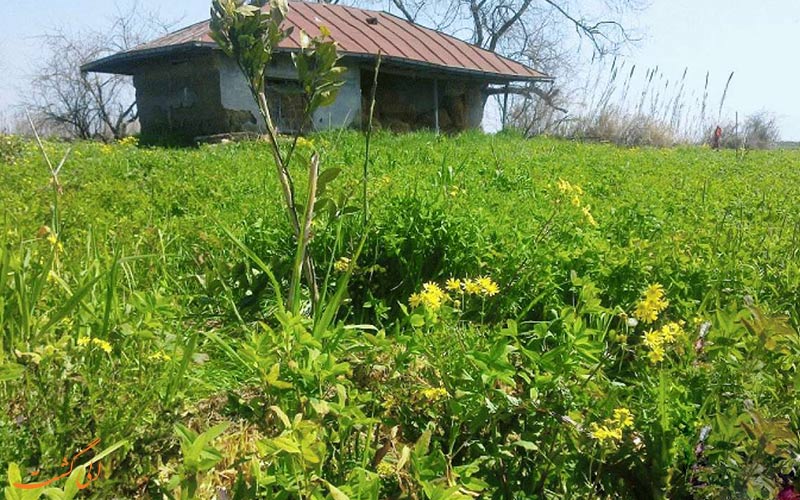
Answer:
2 131 800 498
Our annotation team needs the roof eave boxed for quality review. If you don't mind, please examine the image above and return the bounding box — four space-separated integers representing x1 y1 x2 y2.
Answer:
82 43 553 84
80 42 215 75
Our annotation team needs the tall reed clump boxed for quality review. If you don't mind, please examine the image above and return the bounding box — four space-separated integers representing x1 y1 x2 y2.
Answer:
508 57 768 147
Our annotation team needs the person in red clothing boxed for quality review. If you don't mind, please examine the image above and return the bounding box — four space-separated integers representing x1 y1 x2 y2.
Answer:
711 126 723 149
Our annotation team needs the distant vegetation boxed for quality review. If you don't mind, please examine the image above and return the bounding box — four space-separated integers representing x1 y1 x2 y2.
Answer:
509 60 783 149
2 131 800 498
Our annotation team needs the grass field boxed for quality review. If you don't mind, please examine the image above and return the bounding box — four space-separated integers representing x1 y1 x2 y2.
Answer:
2 131 800 498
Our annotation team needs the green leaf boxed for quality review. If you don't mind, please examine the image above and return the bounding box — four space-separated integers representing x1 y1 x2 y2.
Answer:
270 436 301 455
271 406 292 428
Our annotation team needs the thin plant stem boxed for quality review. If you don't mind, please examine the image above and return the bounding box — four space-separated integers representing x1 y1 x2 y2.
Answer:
363 52 381 229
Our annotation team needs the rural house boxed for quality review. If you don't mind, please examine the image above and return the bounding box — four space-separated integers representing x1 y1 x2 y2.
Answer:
82 1 550 143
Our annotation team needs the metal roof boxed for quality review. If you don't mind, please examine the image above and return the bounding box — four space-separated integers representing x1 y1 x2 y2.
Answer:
83 1 550 83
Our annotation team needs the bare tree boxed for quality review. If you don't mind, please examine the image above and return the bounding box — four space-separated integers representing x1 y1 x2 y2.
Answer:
22 3 173 140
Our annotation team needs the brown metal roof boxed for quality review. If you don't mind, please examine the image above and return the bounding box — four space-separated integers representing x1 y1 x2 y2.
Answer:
83 1 549 83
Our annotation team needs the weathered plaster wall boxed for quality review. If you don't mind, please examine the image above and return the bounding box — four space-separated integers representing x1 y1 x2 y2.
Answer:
216 53 301 133
311 66 362 130
217 54 361 132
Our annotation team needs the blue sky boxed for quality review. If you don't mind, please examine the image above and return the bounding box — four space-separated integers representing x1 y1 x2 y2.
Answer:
1 0 798 139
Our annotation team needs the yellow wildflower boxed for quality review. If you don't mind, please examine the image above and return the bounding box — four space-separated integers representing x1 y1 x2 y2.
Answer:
557 178 572 194
93 339 112 353
633 283 669 324
644 283 666 303
77 337 112 353
589 423 622 444
612 408 634 429
421 282 447 310
477 276 500 297
376 461 395 477
419 387 448 402
571 194 582 207
642 321 685 364
647 346 666 363
464 279 482 295
445 278 462 292
148 351 172 362
46 233 64 252
590 408 634 446
409 282 448 311
117 136 138 147
333 256 351 272
296 137 314 149
582 205 598 227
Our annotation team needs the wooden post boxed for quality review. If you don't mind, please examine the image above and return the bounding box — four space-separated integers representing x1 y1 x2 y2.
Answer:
502 83 509 130
433 79 440 135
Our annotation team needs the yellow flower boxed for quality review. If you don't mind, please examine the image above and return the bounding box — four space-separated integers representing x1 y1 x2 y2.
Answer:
612 408 634 429
571 194 582 207
117 136 138 146
647 347 665 363
644 283 666 303
46 233 64 252
557 178 572 194
642 321 685 364
376 461 395 477
296 137 314 149
333 256 351 272
445 278 462 292
419 387 448 402
148 351 172 362
590 408 634 446
419 282 447 310
408 281 447 310
582 205 598 227
477 276 500 297
633 283 669 324
464 279 482 295
77 337 112 353
589 423 622 444
93 339 112 353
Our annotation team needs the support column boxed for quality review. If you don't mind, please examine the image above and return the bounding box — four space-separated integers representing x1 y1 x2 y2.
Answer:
502 83 509 130
433 79 440 134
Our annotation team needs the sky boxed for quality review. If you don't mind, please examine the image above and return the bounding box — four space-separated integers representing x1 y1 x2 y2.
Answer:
1 0 799 139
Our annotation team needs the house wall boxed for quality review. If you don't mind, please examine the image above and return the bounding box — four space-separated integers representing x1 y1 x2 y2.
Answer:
217 54 362 132
132 52 485 143
133 53 233 144
364 72 485 132
311 66 362 130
